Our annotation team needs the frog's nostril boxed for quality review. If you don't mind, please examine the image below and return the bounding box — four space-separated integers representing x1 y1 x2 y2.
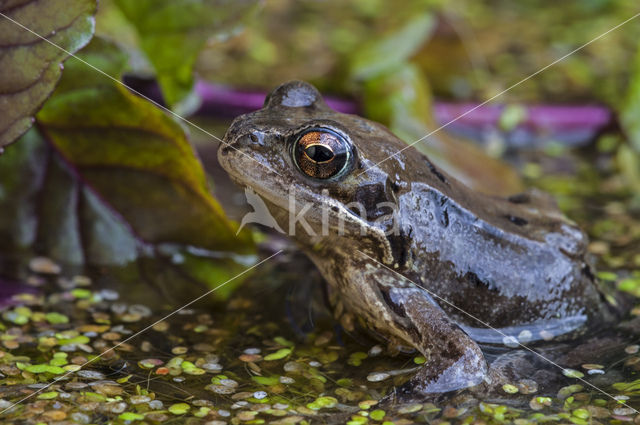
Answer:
219 141 236 156
220 133 264 157
220 134 248 155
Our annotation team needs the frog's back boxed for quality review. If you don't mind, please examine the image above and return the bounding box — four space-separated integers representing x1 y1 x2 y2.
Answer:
395 168 612 342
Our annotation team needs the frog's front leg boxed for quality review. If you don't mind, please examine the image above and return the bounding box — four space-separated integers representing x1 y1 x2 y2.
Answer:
316 253 487 398
381 285 488 398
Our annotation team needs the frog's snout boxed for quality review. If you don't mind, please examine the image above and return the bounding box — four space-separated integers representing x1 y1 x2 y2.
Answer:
219 132 261 157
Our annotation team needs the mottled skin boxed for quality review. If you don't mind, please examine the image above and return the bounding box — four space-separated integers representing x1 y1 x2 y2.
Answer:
218 81 615 396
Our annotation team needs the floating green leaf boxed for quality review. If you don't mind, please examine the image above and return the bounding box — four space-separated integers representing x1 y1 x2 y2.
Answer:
168 402 191 415
22 364 65 374
36 391 59 400
370 409 386 421
70 289 92 299
562 369 585 379
181 361 205 375
45 312 70 325
264 348 292 361
118 412 145 421
57 335 90 346
307 396 338 410
0 0 96 148
252 375 280 386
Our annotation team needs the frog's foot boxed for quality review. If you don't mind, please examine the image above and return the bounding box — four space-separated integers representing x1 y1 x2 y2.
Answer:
373 285 487 401
386 345 487 403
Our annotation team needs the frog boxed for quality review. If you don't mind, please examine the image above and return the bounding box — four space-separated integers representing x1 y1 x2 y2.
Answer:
218 80 618 397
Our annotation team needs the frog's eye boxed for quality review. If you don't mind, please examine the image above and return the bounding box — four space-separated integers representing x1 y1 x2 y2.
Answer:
292 128 352 179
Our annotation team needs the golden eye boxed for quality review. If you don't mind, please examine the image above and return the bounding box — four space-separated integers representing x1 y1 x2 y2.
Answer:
293 128 352 179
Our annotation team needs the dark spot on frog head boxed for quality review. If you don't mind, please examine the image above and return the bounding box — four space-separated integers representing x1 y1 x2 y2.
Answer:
263 80 328 109
505 215 528 226
507 193 530 204
353 181 397 220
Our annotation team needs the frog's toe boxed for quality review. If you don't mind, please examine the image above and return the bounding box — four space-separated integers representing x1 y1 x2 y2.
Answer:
383 345 487 403
409 346 487 394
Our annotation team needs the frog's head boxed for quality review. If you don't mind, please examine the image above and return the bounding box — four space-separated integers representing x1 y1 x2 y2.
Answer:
219 81 412 264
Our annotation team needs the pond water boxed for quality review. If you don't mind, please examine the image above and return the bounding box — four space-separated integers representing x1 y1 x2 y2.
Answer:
0 146 639 424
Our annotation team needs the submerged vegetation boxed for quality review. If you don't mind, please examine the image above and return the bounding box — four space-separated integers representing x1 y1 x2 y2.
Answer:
1 0 640 423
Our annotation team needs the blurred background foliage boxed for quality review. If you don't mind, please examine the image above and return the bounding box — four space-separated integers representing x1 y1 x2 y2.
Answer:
1 0 640 297
95 0 640 194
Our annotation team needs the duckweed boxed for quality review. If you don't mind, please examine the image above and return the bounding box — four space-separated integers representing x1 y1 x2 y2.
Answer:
413 355 426 364
119 412 145 421
44 312 69 324
307 396 338 410
168 402 191 414
1 143 640 424
370 409 386 420
502 384 519 394
36 391 59 400
264 348 292 361
562 369 585 379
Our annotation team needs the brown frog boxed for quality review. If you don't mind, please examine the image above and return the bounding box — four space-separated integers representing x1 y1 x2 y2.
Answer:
218 81 617 397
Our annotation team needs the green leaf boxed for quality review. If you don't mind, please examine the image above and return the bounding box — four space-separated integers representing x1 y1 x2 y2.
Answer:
45 312 70 325
252 375 280 386
0 128 139 264
370 410 386 421
350 14 435 80
70 289 92 299
24 364 65 375
118 412 145 421
57 335 90 346
168 402 190 415
37 391 59 400
0 0 96 149
113 0 258 112
264 348 292 361
34 37 252 254
0 37 253 301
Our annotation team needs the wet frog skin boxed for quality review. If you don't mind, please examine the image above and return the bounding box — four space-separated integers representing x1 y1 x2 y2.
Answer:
218 81 615 396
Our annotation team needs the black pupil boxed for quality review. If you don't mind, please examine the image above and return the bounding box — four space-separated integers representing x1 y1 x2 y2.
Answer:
305 145 333 162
